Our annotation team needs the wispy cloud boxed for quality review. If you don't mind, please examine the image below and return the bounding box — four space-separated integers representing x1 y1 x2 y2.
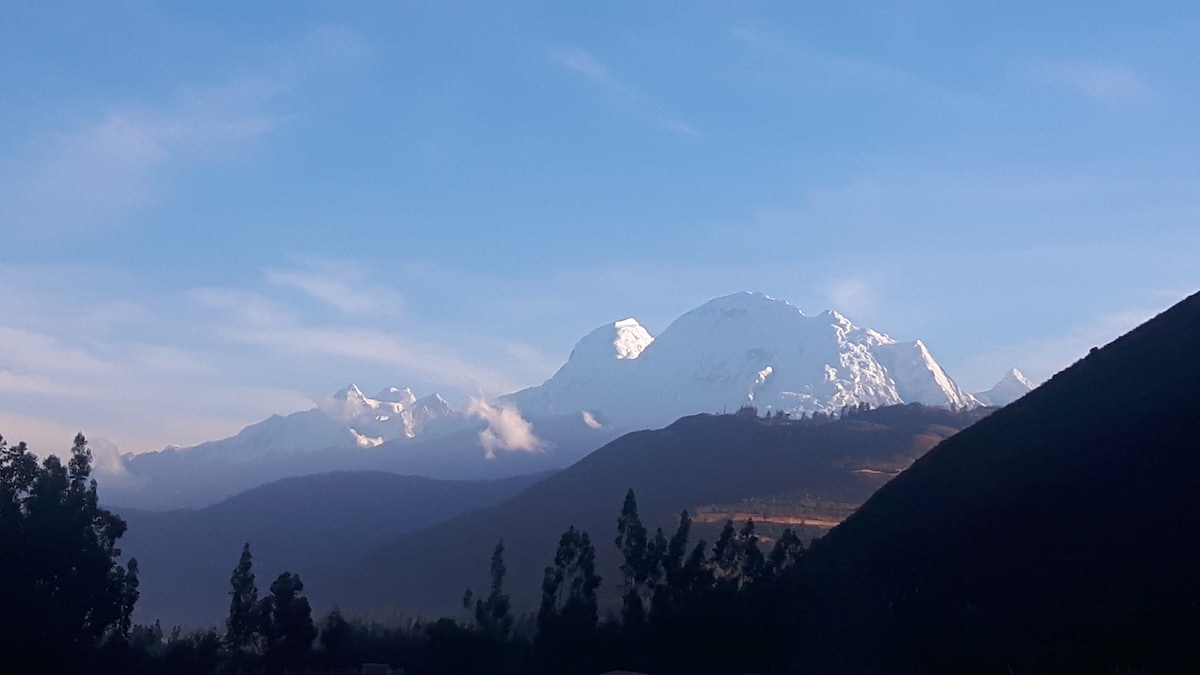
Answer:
0 273 317 455
0 326 117 377
0 78 284 238
130 345 215 376
731 27 769 49
823 277 878 320
1034 63 1152 101
304 25 369 66
732 24 939 96
550 48 697 136
0 369 92 398
467 397 546 459
190 261 520 395
265 263 404 316
659 119 699 136
0 411 87 457
553 48 620 88
222 323 520 395
191 288 297 327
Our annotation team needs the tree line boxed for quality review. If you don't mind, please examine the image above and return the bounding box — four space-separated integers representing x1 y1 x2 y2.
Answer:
1 433 808 673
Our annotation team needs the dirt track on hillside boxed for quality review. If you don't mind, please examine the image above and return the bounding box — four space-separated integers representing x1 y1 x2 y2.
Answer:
692 511 842 529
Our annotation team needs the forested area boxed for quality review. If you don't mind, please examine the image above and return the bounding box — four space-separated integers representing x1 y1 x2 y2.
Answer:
2 433 812 674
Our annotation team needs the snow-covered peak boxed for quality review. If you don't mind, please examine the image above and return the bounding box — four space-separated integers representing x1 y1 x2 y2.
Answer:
974 368 1036 407
330 384 382 414
417 392 450 406
611 318 655 359
1003 368 1034 389
314 383 462 436
374 386 417 406
871 340 978 409
412 392 452 416
561 318 655 370
509 291 979 428
689 291 805 320
821 308 850 324
335 383 370 403
655 292 808 349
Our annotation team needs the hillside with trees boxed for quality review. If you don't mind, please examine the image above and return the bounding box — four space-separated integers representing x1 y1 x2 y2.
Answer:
338 403 988 619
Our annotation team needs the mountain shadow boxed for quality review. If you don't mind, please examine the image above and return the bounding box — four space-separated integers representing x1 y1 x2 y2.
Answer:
800 290 1200 674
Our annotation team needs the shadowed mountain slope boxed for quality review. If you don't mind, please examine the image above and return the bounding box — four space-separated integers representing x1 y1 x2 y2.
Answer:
118 470 548 629
339 404 988 619
802 290 1200 673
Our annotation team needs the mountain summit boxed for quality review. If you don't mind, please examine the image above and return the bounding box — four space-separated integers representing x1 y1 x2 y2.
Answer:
973 367 1035 406
507 291 978 429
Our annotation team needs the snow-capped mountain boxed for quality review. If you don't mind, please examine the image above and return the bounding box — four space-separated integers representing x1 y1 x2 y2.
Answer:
141 384 465 463
107 291 1001 510
506 291 979 430
324 384 456 447
973 368 1035 407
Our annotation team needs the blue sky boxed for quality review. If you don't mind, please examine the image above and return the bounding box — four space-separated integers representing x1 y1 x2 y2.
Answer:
2 2 1197 456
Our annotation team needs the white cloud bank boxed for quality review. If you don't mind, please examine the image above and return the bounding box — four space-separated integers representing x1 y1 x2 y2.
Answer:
467 397 545 459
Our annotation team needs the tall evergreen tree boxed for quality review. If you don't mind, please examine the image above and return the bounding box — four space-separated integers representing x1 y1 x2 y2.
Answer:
651 510 697 615
225 543 260 652
538 525 602 632
115 558 140 641
646 526 668 591
537 526 604 673
681 539 712 592
712 519 740 581
664 510 692 583
259 571 317 662
615 489 649 623
738 519 766 584
318 608 352 663
765 527 805 578
0 433 135 662
473 539 513 639
711 519 765 588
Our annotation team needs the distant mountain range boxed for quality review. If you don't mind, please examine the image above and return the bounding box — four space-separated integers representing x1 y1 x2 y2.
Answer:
105 292 1030 510
119 404 989 628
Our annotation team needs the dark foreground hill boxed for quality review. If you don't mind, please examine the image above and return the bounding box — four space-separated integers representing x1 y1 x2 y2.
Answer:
117 471 548 629
802 290 1200 673
337 404 988 619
